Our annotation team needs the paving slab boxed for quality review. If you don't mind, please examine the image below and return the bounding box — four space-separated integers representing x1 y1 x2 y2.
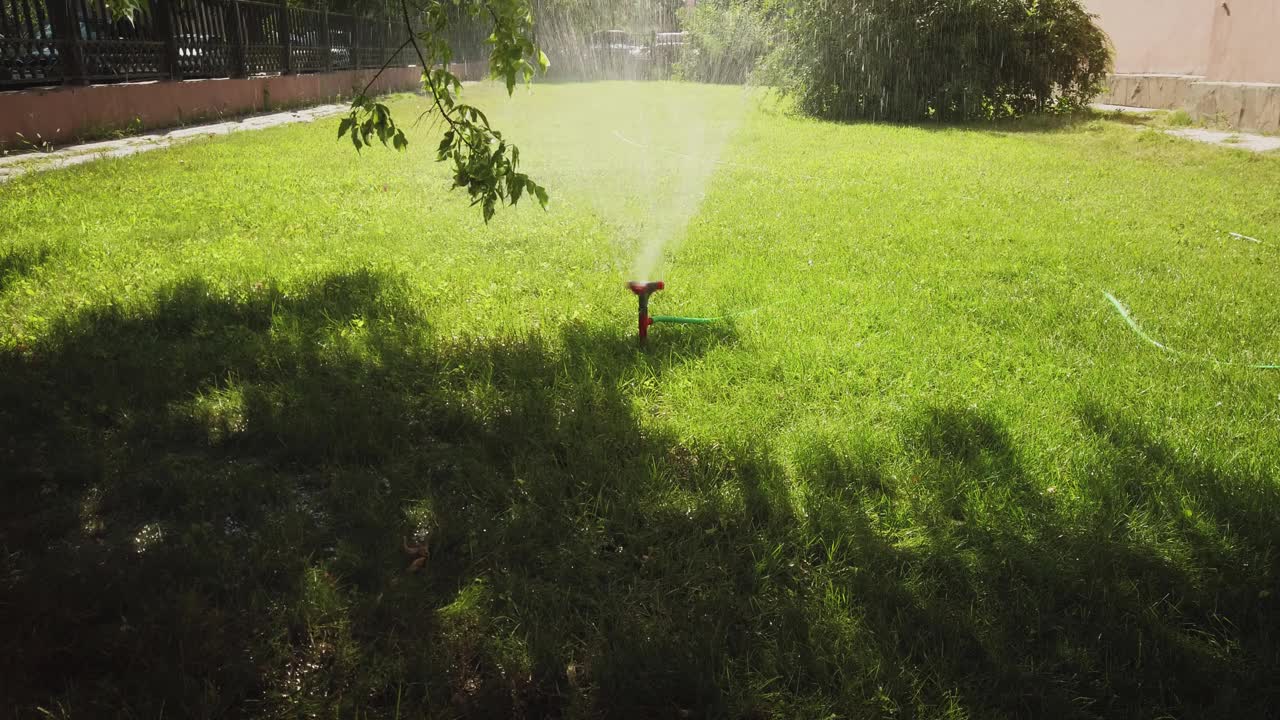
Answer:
1092 103 1160 114
1165 128 1280 153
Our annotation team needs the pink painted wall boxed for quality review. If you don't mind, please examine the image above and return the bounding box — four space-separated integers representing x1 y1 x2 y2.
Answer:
1083 0 1280 83
1207 0 1280 84
1082 0 1215 76
0 67 423 150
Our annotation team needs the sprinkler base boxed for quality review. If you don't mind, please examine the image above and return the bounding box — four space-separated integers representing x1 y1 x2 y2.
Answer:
627 281 665 343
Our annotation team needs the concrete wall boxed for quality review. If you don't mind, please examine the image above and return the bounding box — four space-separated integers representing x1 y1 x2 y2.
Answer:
1083 0 1215 77
1207 0 1280 84
0 67 423 150
1084 0 1280 131
1083 0 1280 84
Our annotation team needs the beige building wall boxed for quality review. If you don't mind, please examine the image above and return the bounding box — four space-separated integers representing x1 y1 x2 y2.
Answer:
1083 0 1280 130
1083 0 1214 76
1207 0 1280 84
1084 0 1280 83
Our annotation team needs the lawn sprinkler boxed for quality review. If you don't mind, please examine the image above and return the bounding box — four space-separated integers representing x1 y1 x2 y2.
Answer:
627 280 720 344
628 280 665 343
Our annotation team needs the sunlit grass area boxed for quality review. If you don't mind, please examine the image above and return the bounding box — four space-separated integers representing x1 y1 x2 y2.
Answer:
3 82 1280 718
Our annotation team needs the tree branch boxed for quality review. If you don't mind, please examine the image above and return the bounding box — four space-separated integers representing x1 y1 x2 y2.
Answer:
399 0 470 145
355 36 415 100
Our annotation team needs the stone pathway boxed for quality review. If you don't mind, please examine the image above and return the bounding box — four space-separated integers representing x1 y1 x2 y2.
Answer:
0 103 347 184
1164 127 1280 154
1093 103 1280 154
1092 103 1159 115
6 101 1272 186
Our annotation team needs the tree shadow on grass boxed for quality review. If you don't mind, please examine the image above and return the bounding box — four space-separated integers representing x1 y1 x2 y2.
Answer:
787 403 1279 719
894 107 1153 138
0 241 55 295
0 267 752 718
2 271 1277 719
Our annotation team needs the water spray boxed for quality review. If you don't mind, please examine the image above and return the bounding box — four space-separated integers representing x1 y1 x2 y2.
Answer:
627 280 722 344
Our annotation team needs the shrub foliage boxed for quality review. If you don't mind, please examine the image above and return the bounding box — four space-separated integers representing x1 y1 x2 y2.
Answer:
768 0 1111 121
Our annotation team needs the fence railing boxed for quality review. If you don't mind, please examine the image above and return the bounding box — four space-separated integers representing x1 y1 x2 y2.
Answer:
0 0 418 88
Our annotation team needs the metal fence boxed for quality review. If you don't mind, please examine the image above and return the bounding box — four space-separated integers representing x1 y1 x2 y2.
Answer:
0 0 418 88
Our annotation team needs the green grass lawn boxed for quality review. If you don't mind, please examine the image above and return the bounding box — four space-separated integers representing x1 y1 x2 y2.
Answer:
3 82 1280 719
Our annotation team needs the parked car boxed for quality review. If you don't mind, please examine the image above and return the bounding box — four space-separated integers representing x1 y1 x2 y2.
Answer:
649 31 686 74
3 22 116 82
173 33 230 75
589 29 646 57
653 31 687 49
586 29 649 79
328 29 352 67
0 33 15 82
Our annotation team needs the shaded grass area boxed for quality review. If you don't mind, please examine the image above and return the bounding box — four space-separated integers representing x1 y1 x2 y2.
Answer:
2 83 1280 718
6 269 1277 719
0 242 55 295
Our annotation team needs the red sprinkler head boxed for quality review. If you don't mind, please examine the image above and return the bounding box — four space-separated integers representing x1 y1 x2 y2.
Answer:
627 281 664 343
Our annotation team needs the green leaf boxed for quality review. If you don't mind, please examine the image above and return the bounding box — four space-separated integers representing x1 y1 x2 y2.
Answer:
336 0 550 223
465 106 490 128
529 180 548 208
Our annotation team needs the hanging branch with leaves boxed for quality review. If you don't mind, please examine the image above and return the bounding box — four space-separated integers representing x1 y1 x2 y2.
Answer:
339 0 551 222
100 0 549 222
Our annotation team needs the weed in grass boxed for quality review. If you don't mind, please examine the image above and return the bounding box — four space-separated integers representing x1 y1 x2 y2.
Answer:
1166 109 1197 127
0 241 56 295
13 131 55 154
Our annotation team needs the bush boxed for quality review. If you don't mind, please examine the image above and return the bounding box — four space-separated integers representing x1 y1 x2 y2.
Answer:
675 0 777 84
770 0 1112 122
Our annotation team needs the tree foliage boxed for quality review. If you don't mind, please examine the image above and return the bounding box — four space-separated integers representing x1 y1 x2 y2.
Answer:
770 0 1111 122
341 0 550 222
675 0 777 84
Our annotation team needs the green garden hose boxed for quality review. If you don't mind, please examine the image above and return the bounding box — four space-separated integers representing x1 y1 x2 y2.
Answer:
1104 291 1280 370
650 315 721 325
